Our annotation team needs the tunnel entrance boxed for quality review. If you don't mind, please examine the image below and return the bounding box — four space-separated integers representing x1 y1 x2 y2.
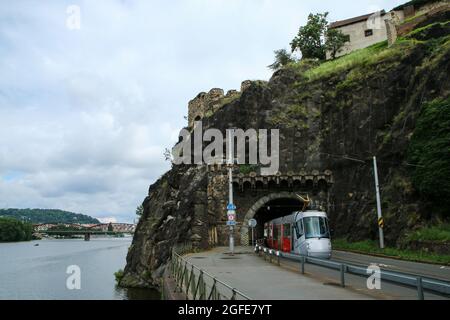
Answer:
240 193 303 246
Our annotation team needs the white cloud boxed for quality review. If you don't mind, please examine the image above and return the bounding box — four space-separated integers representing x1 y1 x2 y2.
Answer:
0 0 405 223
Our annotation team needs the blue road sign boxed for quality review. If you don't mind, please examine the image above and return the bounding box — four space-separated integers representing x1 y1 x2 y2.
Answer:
227 221 236 226
227 203 236 211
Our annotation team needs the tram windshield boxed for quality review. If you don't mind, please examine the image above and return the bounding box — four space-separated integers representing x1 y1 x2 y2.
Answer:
303 217 330 239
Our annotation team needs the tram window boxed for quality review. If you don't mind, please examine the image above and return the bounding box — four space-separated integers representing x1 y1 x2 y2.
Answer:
283 224 291 237
273 225 278 240
304 217 330 239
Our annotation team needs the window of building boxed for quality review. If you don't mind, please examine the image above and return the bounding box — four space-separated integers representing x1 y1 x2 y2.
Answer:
344 34 351 42
365 29 373 37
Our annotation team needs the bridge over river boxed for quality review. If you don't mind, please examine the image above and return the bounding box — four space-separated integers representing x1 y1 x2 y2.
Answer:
39 230 133 241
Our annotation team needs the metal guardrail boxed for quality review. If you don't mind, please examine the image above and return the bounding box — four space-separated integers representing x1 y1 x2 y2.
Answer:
256 245 450 300
170 249 251 300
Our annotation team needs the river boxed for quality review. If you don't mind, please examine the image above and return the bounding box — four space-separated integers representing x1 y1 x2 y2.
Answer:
0 237 160 300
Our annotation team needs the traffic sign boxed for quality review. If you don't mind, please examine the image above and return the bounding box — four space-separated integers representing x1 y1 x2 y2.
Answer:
378 217 385 229
248 219 257 228
227 221 236 226
227 203 236 211
228 214 236 221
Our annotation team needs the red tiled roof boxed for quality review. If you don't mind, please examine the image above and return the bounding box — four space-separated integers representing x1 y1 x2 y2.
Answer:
329 10 386 29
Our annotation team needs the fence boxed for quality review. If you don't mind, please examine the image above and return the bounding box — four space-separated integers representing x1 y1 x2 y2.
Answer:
170 248 251 300
257 245 450 300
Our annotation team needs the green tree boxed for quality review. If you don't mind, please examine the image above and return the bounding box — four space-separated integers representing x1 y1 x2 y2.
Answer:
291 12 329 60
268 49 295 71
136 204 144 217
0 217 33 242
325 28 348 59
0 208 99 224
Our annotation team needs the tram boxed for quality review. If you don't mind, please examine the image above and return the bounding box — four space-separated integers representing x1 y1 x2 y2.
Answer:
264 210 332 259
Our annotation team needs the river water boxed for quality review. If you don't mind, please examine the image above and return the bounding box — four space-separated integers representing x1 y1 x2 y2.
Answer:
0 237 160 300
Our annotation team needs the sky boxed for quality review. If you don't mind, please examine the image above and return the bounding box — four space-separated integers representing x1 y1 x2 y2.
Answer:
0 0 405 223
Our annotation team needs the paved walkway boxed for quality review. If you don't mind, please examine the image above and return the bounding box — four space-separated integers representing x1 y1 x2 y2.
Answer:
184 247 373 300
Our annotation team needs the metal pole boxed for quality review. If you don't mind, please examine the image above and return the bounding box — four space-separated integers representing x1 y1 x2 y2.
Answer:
251 227 254 247
417 277 424 300
340 264 346 287
228 130 234 255
373 157 385 249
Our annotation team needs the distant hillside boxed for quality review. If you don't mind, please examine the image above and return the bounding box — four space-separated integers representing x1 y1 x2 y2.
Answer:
0 209 100 224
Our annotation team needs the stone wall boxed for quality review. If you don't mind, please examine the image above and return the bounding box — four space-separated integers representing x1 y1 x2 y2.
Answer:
204 165 333 246
187 81 252 128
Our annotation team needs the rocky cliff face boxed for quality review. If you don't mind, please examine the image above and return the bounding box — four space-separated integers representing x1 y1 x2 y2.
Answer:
120 13 450 289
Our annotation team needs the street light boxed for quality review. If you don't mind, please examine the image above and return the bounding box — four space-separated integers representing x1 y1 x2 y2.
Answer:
373 156 385 249
227 128 236 255
321 152 385 249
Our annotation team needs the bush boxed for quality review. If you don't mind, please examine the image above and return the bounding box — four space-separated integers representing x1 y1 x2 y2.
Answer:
114 269 124 284
408 97 450 215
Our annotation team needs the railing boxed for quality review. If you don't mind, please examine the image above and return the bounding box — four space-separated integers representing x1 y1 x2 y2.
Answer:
256 245 450 300
170 249 251 300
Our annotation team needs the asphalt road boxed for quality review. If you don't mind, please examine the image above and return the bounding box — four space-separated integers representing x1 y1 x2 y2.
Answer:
184 247 373 300
184 247 449 300
273 249 450 300
331 250 450 282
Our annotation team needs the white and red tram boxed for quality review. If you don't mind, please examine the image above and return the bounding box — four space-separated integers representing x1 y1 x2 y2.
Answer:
264 210 332 259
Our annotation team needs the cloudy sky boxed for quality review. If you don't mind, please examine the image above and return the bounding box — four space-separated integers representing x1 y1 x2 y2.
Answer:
0 0 404 223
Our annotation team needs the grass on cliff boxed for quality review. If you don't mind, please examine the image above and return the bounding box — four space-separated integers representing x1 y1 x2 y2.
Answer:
303 39 420 81
406 224 450 242
286 32 428 82
333 239 450 265
408 97 450 215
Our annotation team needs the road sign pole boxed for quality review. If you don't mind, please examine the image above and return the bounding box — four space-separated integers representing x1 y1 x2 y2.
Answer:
251 227 254 247
373 156 385 249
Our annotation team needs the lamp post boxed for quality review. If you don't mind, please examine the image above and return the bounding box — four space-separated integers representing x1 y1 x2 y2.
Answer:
324 153 386 249
373 156 385 249
227 129 235 255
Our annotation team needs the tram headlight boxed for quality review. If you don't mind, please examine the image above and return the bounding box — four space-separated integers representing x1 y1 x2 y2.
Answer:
306 242 311 250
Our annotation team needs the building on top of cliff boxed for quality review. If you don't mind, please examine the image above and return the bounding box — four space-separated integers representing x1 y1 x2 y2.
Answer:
325 0 449 59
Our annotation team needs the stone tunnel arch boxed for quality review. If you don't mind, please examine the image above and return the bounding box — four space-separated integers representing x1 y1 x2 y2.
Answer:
240 192 303 246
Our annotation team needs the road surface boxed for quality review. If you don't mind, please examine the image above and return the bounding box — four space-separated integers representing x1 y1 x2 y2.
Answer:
184 247 373 300
332 250 450 281
183 247 449 300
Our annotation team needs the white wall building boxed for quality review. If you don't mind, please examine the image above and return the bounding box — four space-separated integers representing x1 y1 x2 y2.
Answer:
326 1 449 60
326 10 405 60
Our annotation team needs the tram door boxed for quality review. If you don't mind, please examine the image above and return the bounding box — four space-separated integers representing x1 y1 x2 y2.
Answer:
293 218 305 255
